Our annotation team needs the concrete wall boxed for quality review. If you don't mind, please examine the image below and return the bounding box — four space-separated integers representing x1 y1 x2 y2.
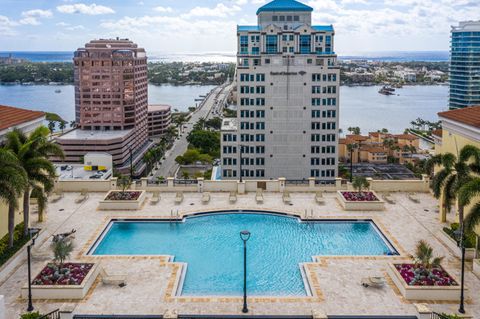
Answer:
54 176 431 196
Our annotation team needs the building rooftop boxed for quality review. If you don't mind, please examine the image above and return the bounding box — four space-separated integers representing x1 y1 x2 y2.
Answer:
55 164 112 181
256 0 313 15
57 128 133 141
237 25 261 32
148 104 172 113
0 105 45 132
438 106 480 128
312 25 334 32
221 118 238 131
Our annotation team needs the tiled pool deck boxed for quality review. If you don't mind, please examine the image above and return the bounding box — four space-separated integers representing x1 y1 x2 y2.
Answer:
1 191 479 317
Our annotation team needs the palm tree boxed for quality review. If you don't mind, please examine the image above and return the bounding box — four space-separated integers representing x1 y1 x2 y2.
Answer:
428 145 480 223
5 127 64 236
59 121 66 133
0 148 28 248
415 240 443 270
352 176 369 194
346 143 358 182
458 177 480 233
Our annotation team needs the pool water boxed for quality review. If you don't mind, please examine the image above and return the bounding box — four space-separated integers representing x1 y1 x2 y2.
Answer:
92 213 396 296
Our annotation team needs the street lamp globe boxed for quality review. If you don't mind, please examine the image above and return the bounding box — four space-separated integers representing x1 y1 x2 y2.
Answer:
240 230 251 242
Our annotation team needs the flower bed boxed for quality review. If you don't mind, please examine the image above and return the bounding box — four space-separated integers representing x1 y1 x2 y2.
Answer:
387 263 463 301
340 191 379 202
21 262 100 300
32 263 94 286
105 191 142 201
98 190 146 210
336 191 385 211
394 263 457 286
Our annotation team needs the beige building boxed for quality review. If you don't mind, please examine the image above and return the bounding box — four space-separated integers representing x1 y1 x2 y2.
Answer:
221 0 340 181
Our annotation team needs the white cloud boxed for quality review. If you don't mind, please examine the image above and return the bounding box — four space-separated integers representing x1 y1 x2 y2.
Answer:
154 6 173 13
66 25 86 31
0 15 18 36
57 3 115 15
182 3 241 18
19 9 53 25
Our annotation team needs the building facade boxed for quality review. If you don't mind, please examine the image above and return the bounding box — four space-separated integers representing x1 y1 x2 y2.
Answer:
221 0 340 181
147 104 172 137
56 38 151 174
449 21 480 109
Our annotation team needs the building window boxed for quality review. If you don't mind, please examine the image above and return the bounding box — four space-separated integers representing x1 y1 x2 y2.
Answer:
240 35 248 54
312 86 321 94
279 16 285 21
294 16 299 21
252 47 260 55
256 74 265 81
266 35 278 54
272 16 278 21
299 35 311 54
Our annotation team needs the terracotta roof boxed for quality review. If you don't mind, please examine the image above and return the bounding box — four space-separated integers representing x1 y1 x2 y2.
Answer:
345 134 369 141
438 106 480 128
360 146 387 153
432 129 442 138
393 134 417 140
0 105 45 132
339 138 347 144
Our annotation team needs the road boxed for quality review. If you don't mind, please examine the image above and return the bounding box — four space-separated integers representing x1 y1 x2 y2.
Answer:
151 82 233 180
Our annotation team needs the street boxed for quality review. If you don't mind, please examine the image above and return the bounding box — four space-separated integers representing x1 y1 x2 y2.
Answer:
150 82 233 180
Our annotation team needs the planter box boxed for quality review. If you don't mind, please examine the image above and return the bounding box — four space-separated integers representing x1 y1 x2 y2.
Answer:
336 191 385 211
474 259 480 277
438 230 476 260
98 190 146 210
21 263 100 300
387 263 463 301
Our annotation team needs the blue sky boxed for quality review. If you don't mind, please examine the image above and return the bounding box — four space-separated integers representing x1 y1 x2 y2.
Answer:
0 0 479 54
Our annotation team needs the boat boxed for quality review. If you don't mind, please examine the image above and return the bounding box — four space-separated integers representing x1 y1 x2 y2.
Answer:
378 85 395 95
55 89 62 93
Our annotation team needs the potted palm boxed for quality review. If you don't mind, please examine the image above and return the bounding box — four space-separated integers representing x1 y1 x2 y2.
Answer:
99 175 146 210
21 236 100 300
388 240 461 301
337 176 384 210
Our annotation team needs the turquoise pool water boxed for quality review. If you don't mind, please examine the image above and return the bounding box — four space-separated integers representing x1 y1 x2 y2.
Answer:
92 212 396 296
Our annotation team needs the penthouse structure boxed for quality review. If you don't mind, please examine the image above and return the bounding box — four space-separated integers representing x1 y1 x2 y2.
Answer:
221 0 340 181
449 21 480 109
56 38 151 174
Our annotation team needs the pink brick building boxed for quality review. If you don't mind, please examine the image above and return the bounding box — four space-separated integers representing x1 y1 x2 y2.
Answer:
57 38 151 174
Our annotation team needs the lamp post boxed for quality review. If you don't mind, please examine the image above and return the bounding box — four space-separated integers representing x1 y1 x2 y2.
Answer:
129 147 133 179
27 228 40 312
454 226 466 314
240 230 251 313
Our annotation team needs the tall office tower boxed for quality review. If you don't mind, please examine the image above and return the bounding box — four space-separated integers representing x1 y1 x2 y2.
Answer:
449 21 480 110
57 38 151 174
221 0 340 181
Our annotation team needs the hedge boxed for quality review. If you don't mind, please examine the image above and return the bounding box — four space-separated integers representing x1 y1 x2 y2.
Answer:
0 223 30 267
443 223 476 249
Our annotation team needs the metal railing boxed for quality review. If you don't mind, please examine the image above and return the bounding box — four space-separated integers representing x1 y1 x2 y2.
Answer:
315 180 335 185
285 179 309 185
40 309 60 319
174 179 199 185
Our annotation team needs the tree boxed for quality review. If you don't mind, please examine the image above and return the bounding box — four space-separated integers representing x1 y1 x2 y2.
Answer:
59 121 66 133
428 145 480 222
0 148 28 248
181 171 190 179
51 237 74 268
346 143 358 182
48 121 55 133
31 186 48 222
69 121 76 128
415 240 443 270
186 130 220 157
347 126 361 135
5 126 64 237
352 176 370 194
205 117 222 130
117 175 132 194
458 177 480 233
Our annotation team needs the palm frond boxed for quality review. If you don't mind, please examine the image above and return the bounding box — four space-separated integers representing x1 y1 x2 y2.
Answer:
431 168 452 199
458 178 480 206
464 202 480 233
459 144 480 165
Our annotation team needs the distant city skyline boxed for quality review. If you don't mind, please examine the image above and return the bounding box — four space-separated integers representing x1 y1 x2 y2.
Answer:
0 0 479 53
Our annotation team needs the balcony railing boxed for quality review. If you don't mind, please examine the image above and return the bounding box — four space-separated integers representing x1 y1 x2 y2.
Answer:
40 309 60 319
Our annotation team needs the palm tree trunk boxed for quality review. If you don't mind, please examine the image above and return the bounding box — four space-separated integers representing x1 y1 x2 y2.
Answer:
459 205 465 232
23 187 30 237
8 204 15 248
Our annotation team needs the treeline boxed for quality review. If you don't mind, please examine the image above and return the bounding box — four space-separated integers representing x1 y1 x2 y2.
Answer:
0 63 73 83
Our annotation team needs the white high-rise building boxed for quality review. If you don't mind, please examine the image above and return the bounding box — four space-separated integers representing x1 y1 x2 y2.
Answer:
221 0 340 181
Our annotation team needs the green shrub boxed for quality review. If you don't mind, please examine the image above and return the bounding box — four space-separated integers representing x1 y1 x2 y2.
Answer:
0 222 31 267
20 311 42 319
443 223 476 248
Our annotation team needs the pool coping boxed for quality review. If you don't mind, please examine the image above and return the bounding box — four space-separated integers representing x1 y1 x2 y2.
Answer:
78 209 408 304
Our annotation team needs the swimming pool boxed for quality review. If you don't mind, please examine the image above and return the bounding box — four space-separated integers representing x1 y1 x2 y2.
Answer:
91 212 397 296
